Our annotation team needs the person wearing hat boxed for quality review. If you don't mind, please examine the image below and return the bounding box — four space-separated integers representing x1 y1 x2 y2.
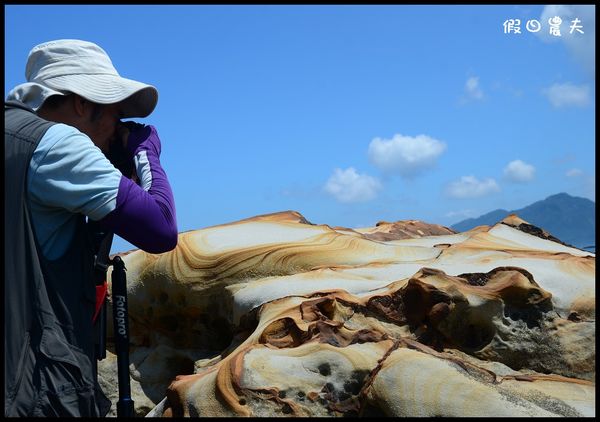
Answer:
5 39 178 417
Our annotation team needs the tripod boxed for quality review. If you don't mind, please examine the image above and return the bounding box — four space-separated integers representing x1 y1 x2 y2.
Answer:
92 229 135 417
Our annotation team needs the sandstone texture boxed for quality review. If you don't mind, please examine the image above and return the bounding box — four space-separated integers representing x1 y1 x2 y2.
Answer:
100 211 595 417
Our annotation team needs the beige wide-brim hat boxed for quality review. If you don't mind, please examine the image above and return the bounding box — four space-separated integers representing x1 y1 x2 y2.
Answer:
6 39 158 118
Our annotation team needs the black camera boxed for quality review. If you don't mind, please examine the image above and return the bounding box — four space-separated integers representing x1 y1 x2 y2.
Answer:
107 121 145 178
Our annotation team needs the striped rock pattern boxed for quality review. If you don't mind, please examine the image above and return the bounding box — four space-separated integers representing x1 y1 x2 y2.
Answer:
100 211 595 417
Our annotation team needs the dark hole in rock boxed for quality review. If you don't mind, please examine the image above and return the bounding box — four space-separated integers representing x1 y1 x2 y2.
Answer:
210 318 234 349
402 285 424 314
461 321 495 351
430 290 452 304
159 314 179 332
165 355 195 379
401 284 428 327
337 391 351 401
366 292 406 324
158 291 169 304
505 305 547 329
343 369 370 395
568 312 582 322
457 272 490 286
318 363 331 376
464 324 483 349
343 379 361 395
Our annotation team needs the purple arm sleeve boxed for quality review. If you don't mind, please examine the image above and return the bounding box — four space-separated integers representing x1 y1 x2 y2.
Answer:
98 125 178 253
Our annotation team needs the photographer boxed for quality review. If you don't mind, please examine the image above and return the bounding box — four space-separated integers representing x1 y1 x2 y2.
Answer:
4 39 177 417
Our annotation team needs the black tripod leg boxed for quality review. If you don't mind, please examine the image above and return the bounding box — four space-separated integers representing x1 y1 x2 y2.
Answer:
111 255 135 417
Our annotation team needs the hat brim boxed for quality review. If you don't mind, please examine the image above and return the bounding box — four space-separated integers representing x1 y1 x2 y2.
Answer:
41 73 158 118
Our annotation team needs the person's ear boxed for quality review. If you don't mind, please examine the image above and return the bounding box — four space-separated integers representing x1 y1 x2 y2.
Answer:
72 95 88 117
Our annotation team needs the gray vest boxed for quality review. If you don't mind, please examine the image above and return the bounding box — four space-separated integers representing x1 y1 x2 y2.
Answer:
4 101 111 417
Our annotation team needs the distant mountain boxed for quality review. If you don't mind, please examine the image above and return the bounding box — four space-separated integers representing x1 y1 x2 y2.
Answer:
450 193 595 250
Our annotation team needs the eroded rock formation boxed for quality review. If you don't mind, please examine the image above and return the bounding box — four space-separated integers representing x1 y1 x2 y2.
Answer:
100 211 595 417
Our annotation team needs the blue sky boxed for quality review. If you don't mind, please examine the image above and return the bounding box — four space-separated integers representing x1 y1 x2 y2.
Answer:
5 5 595 254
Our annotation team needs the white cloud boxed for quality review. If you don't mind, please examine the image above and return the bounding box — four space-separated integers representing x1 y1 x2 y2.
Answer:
536 5 595 76
465 76 484 100
542 83 591 108
368 133 446 178
445 176 500 199
324 167 382 203
503 159 536 183
445 209 476 220
566 168 583 177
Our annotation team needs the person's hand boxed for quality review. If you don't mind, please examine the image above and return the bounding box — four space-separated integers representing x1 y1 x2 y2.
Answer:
108 121 159 183
121 121 153 157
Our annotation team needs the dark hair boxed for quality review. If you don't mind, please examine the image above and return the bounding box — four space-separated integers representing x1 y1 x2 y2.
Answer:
41 93 73 110
40 93 105 122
